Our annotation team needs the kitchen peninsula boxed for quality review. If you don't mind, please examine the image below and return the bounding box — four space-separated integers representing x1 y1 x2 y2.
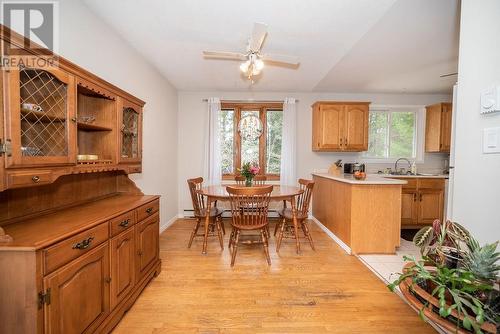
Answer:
312 173 406 254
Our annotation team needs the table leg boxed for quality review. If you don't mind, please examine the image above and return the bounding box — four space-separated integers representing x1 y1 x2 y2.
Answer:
290 196 301 254
202 197 212 254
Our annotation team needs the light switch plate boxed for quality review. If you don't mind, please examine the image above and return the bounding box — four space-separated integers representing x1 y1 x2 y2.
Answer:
483 127 500 153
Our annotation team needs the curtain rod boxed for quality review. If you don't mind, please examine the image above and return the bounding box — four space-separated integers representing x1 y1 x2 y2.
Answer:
202 99 298 103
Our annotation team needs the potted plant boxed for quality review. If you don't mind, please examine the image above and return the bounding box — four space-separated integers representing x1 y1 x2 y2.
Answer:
238 162 260 187
388 220 499 334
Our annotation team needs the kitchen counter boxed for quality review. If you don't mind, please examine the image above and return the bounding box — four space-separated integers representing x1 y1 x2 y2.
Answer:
312 174 403 254
380 174 449 179
312 172 407 185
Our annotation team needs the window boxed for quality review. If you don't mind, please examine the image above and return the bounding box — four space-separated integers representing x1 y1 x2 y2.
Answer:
219 102 283 179
365 108 423 161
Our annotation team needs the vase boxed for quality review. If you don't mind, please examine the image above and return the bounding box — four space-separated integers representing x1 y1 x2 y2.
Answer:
245 178 253 187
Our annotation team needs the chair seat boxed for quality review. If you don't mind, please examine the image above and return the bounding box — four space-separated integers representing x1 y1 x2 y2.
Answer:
194 207 223 218
278 208 308 220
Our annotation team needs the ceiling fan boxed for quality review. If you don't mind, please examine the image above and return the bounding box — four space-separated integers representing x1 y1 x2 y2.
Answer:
203 22 300 82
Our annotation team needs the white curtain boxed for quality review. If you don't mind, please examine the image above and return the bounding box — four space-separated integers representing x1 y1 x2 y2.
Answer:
202 97 222 185
280 97 297 186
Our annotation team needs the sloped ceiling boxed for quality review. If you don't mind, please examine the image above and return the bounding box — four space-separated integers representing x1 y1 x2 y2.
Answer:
84 0 459 93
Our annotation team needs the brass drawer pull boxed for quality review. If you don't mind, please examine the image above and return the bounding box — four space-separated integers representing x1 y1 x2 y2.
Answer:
72 237 94 250
119 219 130 227
32 175 40 183
419 193 423 202
146 207 153 214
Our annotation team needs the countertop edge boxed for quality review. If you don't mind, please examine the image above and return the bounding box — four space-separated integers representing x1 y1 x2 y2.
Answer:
312 173 407 185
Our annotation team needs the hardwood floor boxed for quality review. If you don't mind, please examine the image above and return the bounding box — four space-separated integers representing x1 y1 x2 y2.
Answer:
112 218 435 333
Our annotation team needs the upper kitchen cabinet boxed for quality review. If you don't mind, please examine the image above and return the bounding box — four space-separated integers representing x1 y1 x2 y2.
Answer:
425 102 452 153
3 65 77 168
118 97 143 165
312 101 370 152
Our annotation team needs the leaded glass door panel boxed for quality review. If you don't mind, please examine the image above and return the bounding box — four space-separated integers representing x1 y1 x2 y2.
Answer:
118 97 142 163
4 66 77 167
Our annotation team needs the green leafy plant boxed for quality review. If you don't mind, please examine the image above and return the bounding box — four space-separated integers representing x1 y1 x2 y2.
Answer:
461 239 500 284
389 222 499 333
413 220 471 266
388 256 494 333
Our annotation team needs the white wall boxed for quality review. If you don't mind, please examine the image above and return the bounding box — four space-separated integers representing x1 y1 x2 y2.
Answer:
178 91 450 212
6 0 180 224
452 0 500 244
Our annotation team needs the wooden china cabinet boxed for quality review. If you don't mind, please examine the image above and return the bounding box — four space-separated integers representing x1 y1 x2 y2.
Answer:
0 25 160 334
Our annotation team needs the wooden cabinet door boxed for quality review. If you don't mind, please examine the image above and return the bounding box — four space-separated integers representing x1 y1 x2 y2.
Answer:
44 243 110 334
135 214 159 281
440 103 452 152
418 190 444 225
425 104 443 152
110 228 135 309
117 97 142 164
4 66 77 168
313 104 343 151
401 190 418 225
344 104 368 151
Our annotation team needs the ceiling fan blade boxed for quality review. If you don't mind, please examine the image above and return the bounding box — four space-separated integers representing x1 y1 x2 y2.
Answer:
440 72 458 78
249 22 268 52
203 51 247 60
261 53 300 66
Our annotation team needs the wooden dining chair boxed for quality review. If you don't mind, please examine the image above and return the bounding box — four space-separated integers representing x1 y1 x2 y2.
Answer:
226 185 273 266
234 175 267 186
187 177 224 250
275 179 315 252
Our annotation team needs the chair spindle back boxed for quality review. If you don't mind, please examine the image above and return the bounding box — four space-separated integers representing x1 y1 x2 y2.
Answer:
296 179 315 218
226 185 273 229
187 177 206 217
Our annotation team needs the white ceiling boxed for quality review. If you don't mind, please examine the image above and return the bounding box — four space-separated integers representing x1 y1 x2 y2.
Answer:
84 0 459 94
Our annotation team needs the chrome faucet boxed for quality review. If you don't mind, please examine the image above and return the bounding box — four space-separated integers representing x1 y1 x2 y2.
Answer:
394 158 411 175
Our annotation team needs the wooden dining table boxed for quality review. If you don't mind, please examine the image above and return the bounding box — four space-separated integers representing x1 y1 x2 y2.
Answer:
197 185 304 255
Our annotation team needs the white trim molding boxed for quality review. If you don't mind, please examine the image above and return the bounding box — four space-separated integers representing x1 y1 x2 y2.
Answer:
160 214 181 234
310 215 351 255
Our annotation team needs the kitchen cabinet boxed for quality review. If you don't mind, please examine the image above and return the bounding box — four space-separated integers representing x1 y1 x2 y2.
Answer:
425 103 452 153
393 177 445 228
312 101 370 152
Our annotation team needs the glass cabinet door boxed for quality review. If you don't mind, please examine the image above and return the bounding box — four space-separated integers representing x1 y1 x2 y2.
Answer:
118 97 142 163
4 65 76 167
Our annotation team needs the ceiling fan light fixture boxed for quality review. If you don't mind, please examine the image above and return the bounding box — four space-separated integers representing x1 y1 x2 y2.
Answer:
240 60 250 73
254 58 264 71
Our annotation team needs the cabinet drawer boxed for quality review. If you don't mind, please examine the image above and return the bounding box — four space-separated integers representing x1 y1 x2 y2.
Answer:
110 210 136 237
390 177 417 190
137 199 159 221
7 170 53 188
43 222 109 275
418 178 444 190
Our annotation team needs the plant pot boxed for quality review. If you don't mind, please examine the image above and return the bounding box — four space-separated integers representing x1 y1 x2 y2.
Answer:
399 262 497 334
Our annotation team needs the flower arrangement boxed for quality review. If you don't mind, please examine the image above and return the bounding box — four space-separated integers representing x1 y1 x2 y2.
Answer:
388 220 499 333
238 162 260 186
